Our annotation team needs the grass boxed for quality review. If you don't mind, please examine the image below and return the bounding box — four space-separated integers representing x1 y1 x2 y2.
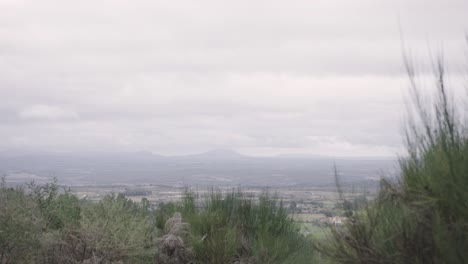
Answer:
156 189 317 264
316 56 468 264
0 181 317 263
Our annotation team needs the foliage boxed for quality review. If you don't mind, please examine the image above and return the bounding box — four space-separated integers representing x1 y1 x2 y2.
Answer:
0 178 158 264
74 194 157 263
173 189 316 264
156 212 193 264
317 56 468 263
0 178 316 263
0 178 42 263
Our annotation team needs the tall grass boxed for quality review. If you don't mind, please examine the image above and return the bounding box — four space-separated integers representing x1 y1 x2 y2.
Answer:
317 56 468 263
1 180 316 263
155 189 315 263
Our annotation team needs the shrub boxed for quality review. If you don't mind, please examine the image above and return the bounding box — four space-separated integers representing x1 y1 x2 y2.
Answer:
76 194 157 263
174 190 315 264
156 212 194 264
32 189 158 263
317 55 468 263
0 179 42 263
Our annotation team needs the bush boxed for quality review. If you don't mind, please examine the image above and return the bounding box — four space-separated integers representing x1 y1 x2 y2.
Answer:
1 181 317 263
317 56 468 263
156 212 194 264
172 190 315 264
0 179 159 264
76 194 157 263
0 179 42 263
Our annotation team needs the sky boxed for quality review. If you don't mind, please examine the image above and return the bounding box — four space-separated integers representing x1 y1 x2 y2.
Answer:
0 0 467 157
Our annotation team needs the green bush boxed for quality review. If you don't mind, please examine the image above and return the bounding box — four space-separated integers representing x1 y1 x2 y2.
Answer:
0 179 159 263
317 57 468 263
173 190 315 264
28 179 81 231
75 194 157 263
0 179 42 263
1 181 317 263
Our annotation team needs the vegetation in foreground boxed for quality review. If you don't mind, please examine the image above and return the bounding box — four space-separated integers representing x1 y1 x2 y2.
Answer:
0 180 315 263
0 179 158 263
317 57 468 263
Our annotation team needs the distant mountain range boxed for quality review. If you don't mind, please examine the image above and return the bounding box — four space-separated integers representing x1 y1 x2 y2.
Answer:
0 149 399 187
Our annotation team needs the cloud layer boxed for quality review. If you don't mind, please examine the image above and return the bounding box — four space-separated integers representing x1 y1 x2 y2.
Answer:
1 0 467 156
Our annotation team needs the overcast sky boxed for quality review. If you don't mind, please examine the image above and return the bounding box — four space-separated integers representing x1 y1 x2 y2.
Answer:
0 0 467 157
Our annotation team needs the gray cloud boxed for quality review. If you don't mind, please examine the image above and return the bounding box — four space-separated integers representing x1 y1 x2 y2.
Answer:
0 0 467 156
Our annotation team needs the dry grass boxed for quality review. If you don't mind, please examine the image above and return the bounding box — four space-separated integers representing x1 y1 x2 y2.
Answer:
157 213 194 264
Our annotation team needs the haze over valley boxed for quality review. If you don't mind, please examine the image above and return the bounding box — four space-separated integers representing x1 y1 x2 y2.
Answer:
1 149 396 187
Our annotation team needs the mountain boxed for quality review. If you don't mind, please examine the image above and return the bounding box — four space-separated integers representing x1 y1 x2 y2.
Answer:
0 149 398 187
179 149 246 160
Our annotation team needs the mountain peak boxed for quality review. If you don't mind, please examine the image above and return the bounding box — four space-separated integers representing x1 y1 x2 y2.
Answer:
187 149 245 159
